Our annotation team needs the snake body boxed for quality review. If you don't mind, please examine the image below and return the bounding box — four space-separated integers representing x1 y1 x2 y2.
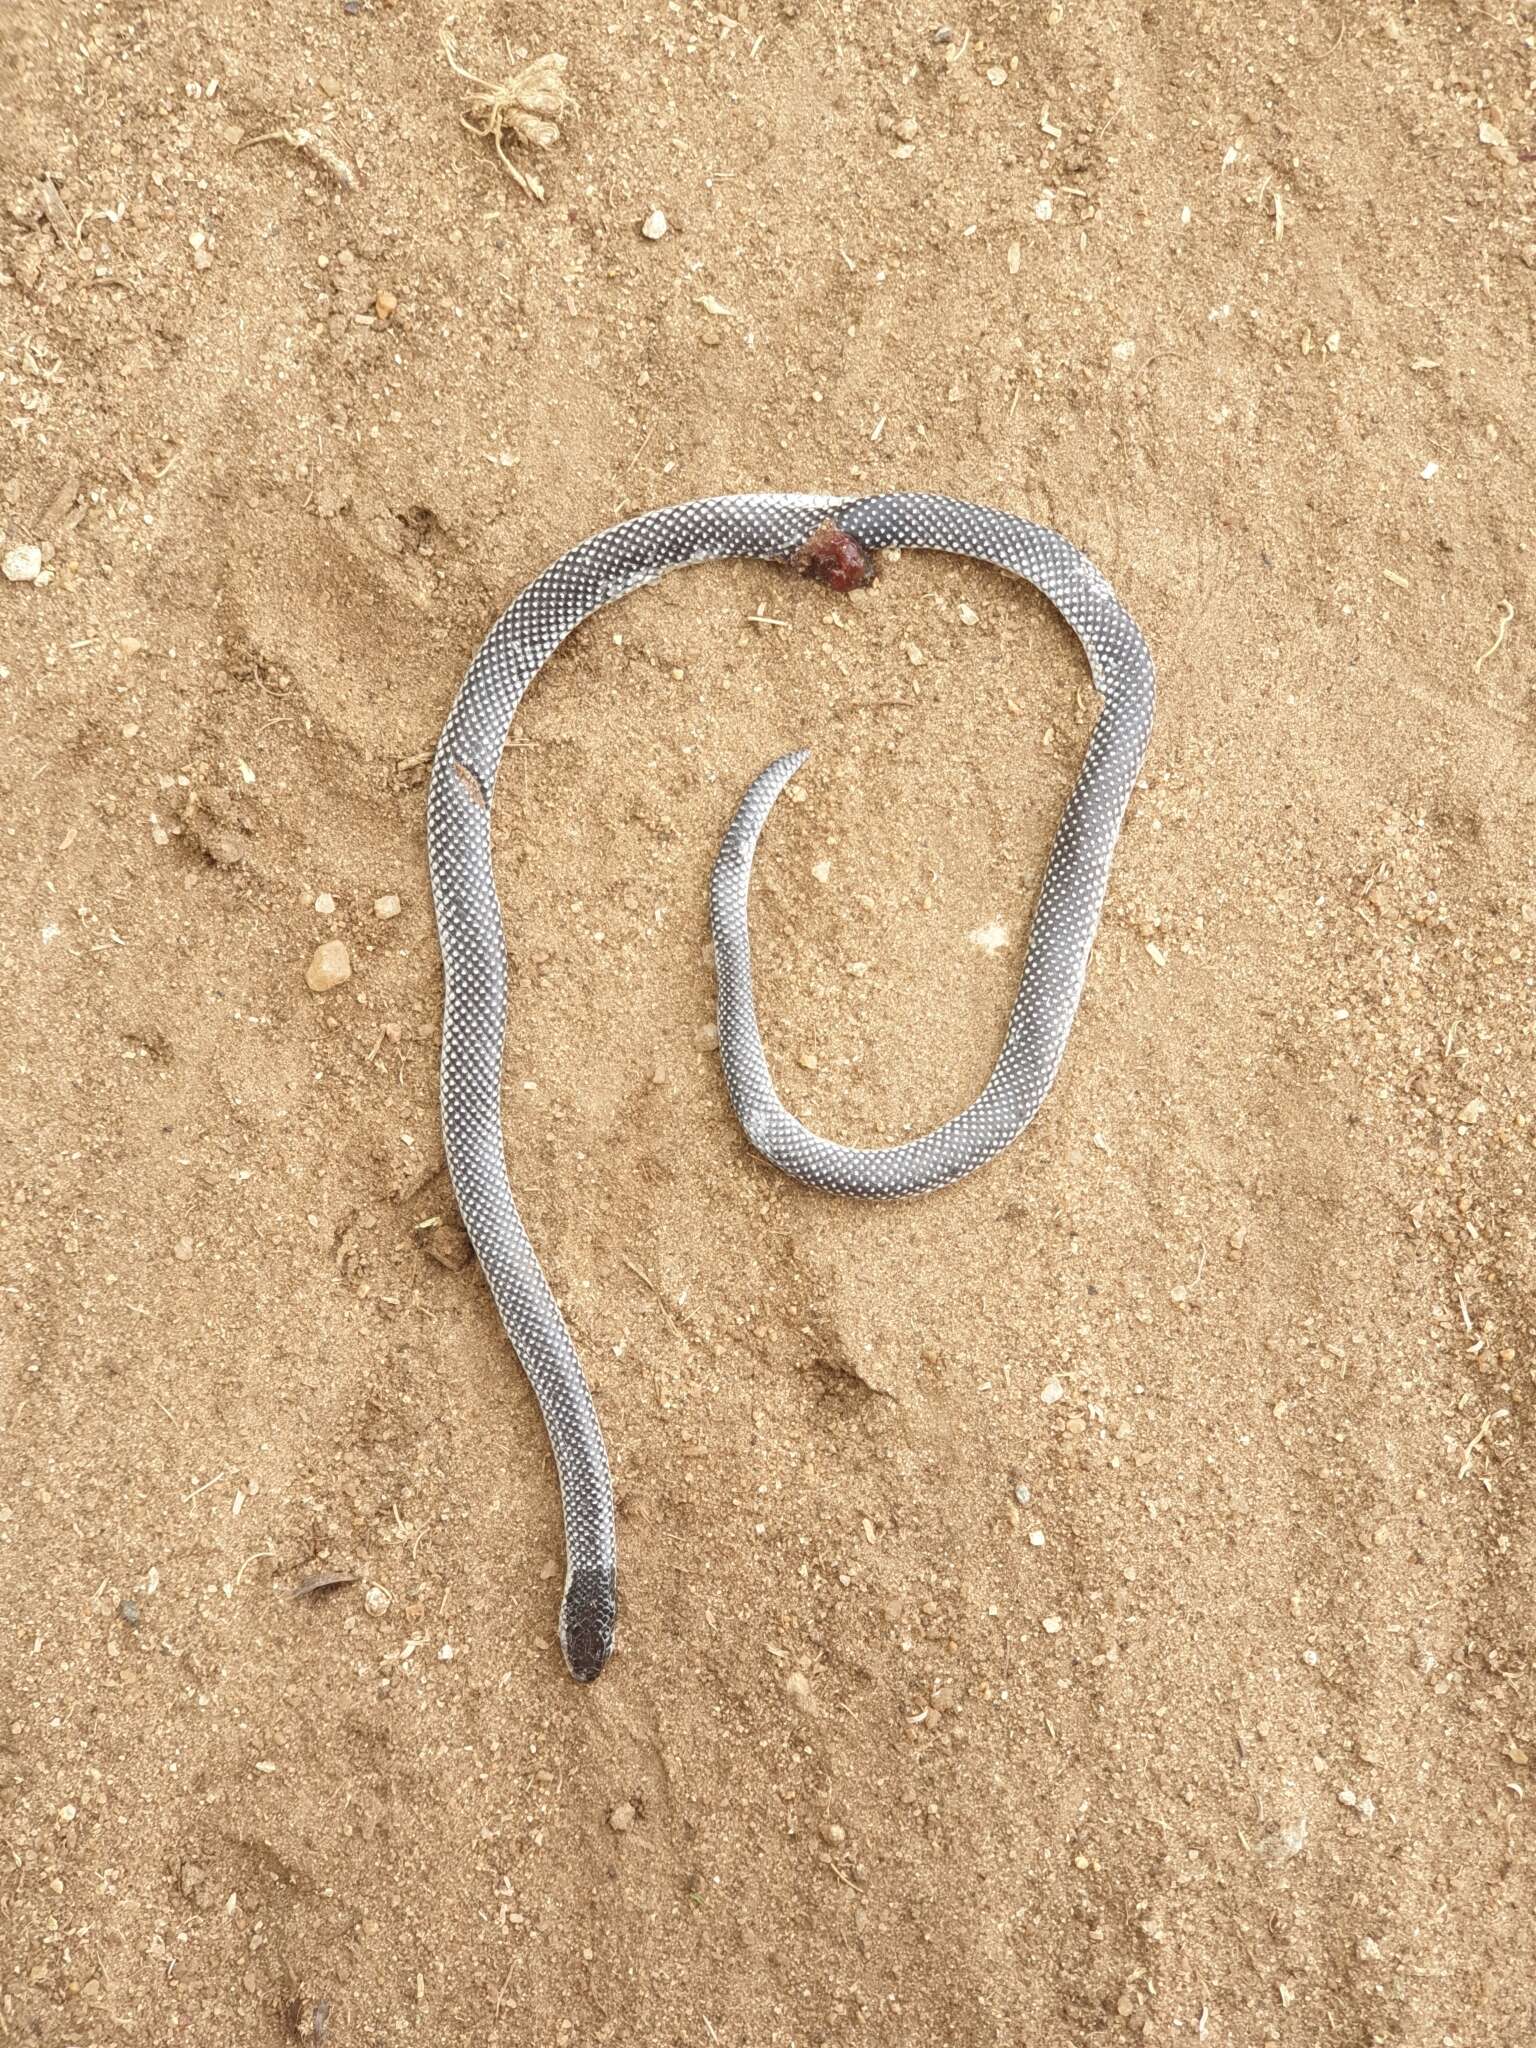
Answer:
427 493 1155 1681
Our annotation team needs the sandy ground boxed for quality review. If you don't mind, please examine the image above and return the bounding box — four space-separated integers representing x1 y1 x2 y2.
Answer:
3 1 1534 2043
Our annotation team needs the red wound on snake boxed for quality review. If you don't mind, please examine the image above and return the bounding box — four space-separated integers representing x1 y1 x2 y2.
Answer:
791 523 876 593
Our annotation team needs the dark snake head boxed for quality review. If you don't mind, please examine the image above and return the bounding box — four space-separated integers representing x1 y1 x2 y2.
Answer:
559 1567 618 1683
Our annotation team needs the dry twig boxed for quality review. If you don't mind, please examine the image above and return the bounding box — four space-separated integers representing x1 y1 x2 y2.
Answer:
239 126 359 192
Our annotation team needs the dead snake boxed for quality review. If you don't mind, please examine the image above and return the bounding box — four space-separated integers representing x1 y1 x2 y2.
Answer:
426 492 1155 1680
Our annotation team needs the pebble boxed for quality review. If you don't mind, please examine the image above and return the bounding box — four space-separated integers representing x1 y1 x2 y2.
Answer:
374 894 401 920
641 210 668 240
374 290 397 321
1042 1615 1063 1634
118 1598 141 1628
811 860 831 884
609 1801 635 1832
3 542 43 582
785 1669 815 1713
305 940 352 992
1040 1376 1065 1405
819 1821 846 1846
314 892 336 915
364 1584 391 1616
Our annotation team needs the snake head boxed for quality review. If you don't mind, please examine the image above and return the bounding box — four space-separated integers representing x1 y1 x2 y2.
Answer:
559 1566 618 1683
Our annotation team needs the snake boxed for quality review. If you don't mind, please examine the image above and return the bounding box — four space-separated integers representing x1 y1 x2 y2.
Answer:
426 492 1155 1682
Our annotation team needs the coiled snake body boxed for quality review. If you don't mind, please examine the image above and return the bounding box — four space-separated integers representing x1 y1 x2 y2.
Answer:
427 493 1154 1681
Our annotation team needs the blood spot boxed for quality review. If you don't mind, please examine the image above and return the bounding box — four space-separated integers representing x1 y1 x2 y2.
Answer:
791 523 876 594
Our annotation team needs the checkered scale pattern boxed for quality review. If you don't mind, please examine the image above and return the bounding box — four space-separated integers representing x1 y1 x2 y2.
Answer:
427 493 1155 1681
712 492 1156 1193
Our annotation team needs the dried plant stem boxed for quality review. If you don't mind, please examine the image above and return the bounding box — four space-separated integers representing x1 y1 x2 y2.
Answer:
240 126 359 192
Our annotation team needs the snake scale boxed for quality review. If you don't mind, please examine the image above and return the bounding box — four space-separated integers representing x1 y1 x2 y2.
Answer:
426 492 1155 1681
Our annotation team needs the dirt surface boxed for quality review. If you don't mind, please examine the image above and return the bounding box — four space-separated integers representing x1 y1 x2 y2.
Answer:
3 2 1534 2043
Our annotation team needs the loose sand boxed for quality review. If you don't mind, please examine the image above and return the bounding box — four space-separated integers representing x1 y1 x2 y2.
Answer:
2 3 1533 2042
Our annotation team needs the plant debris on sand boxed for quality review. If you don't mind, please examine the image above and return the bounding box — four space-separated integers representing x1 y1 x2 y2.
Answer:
440 34 572 201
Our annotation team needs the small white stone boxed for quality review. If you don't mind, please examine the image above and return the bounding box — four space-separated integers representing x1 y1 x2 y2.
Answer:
364 1584 391 1616
641 209 668 240
374 894 401 920
305 940 352 992
3 543 42 583
969 922 1008 956
1040 1376 1065 1405
1042 1615 1063 1635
